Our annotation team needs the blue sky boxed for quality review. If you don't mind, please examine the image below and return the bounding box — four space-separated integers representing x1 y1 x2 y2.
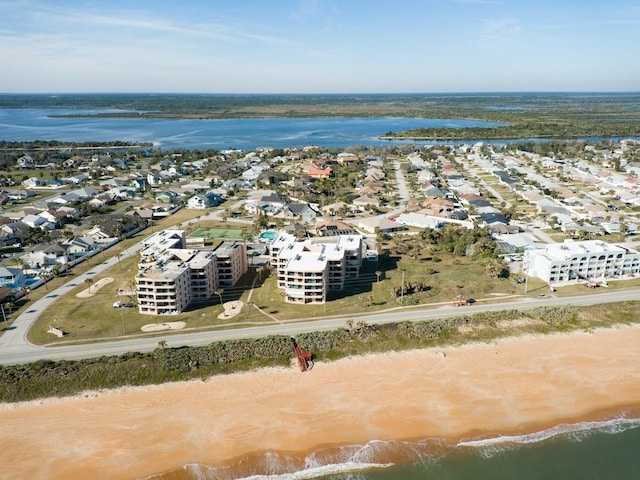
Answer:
1 0 639 93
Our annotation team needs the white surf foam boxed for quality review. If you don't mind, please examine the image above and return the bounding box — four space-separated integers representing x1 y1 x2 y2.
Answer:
457 415 640 456
236 461 393 480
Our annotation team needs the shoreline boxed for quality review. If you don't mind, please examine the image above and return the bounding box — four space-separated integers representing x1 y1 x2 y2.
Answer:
2 325 640 479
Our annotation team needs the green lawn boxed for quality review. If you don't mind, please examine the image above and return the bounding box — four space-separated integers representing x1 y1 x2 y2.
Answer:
191 228 244 240
24 220 633 346
27 246 524 345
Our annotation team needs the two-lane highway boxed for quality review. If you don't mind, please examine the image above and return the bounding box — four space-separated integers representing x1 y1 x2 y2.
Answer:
2 276 640 365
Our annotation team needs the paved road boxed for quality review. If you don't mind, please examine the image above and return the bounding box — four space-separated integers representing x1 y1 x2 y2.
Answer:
0 244 141 364
2 279 639 365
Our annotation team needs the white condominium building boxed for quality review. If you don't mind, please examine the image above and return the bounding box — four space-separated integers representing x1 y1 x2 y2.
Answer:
270 232 364 304
137 263 192 315
524 239 640 284
136 229 247 315
211 241 248 288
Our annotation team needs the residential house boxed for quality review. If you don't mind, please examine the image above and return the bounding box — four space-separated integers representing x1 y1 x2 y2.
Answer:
21 214 54 231
337 152 359 164
155 190 180 204
280 203 321 225
352 195 380 210
16 155 35 169
86 194 113 210
146 172 163 186
316 221 359 237
22 177 47 189
1 221 30 244
244 192 286 216
321 201 354 217
187 192 223 210
61 173 90 185
308 168 332 179
242 164 267 182
6 189 34 201
64 236 100 259
23 243 69 268
357 217 406 234
85 218 136 241
131 177 149 190
0 267 25 288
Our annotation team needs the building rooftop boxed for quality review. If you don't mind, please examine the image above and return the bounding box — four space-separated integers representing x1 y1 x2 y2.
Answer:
541 240 637 260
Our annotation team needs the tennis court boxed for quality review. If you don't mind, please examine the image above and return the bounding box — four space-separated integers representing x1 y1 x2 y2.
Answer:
191 228 244 240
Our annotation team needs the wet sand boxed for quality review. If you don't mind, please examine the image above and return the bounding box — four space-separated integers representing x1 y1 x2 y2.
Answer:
2 324 640 480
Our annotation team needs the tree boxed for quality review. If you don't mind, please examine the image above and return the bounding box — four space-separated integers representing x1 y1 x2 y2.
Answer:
254 211 269 232
38 272 49 290
214 288 224 305
52 264 62 277
20 286 30 300
241 228 253 244
84 278 94 293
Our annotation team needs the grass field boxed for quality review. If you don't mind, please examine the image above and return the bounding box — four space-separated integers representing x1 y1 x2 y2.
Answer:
191 228 244 240
26 244 529 346
17 207 636 346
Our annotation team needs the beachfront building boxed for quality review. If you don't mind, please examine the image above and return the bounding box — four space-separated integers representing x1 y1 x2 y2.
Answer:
270 232 364 304
137 263 192 315
135 229 247 314
524 239 640 284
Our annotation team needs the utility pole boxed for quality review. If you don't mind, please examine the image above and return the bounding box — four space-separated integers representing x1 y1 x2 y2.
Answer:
119 293 126 335
401 269 405 303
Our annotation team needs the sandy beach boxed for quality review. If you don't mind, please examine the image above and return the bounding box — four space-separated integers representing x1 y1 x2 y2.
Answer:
2 324 640 480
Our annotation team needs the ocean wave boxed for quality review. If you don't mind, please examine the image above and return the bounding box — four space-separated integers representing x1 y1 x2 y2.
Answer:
235 461 394 480
155 438 448 480
146 415 640 479
456 414 640 457
175 460 392 480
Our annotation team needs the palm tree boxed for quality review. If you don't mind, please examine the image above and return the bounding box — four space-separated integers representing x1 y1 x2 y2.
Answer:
52 264 62 277
20 285 30 300
38 272 49 290
214 288 224 305
241 228 252 244
14 257 26 276
375 271 382 283
84 278 94 293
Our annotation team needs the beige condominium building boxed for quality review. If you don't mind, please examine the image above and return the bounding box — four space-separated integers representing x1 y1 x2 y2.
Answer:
136 229 247 315
270 232 364 304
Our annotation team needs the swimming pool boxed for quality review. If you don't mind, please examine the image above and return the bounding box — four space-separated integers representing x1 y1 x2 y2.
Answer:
259 231 277 241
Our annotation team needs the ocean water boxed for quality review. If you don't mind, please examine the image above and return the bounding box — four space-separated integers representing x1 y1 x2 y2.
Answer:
0 108 503 150
150 411 640 480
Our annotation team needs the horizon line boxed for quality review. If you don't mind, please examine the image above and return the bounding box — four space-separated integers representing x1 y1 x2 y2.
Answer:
1 90 640 96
